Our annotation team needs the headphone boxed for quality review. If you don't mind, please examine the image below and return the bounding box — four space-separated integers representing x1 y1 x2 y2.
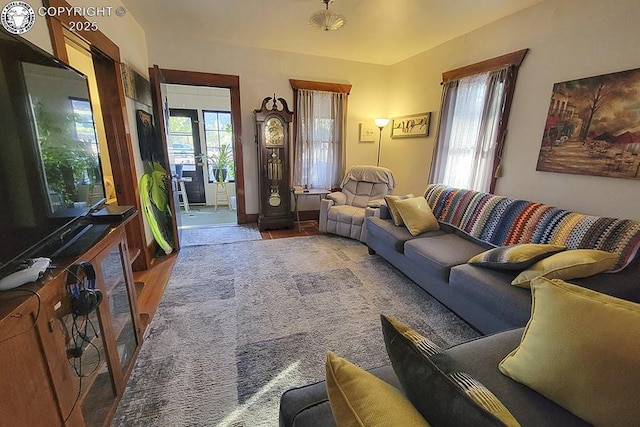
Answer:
66 262 102 316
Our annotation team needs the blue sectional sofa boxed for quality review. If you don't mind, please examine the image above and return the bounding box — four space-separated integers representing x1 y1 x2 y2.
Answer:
279 184 640 427
365 184 640 334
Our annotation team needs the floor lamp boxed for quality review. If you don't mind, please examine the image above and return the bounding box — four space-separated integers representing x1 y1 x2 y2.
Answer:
374 118 390 166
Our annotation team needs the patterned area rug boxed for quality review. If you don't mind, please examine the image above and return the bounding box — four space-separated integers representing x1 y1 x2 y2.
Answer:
112 235 478 426
179 224 262 247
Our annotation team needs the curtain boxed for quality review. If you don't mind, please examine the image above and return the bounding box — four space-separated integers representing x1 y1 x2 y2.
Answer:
430 66 509 192
293 89 347 190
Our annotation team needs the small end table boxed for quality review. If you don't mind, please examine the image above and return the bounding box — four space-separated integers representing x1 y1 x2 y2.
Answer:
291 188 330 232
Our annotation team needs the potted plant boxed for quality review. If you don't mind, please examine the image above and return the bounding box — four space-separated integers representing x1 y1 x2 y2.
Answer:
208 144 233 182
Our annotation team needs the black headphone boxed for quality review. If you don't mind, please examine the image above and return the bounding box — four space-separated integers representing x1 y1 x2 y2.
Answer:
66 262 102 316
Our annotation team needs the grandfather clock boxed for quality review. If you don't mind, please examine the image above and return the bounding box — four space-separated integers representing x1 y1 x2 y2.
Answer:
254 95 294 231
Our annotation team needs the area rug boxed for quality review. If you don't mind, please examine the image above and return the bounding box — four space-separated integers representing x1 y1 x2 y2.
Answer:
179 224 262 247
112 235 478 427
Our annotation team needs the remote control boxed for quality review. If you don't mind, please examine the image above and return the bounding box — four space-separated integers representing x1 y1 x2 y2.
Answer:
0 258 51 291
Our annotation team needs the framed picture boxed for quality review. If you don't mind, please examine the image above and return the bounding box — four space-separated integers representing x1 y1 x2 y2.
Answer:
537 67 640 180
391 112 430 138
359 122 377 142
121 63 152 106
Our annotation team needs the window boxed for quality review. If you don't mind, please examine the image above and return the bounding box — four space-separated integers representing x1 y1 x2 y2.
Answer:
168 115 195 171
290 80 351 190
70 97 98 153
431 50 528 192
203 110 234 182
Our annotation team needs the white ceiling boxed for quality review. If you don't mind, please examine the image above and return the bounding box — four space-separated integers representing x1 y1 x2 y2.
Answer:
121 0 543 66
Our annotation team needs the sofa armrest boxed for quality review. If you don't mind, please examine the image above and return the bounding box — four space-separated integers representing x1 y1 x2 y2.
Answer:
319 198 334 233
326 191 346 205
378 205 391 220
365 206 380 218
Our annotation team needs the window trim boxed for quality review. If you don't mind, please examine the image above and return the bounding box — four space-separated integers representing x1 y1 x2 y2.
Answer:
436 49 529 193
441 49 528 83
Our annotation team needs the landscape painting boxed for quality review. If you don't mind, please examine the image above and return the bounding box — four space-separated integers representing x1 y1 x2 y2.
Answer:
537 67 640 180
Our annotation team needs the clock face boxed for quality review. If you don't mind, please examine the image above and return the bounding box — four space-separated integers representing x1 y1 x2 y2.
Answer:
264 117 284 146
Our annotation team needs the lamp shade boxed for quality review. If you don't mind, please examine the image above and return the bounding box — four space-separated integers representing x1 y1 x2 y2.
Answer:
374 118 390 128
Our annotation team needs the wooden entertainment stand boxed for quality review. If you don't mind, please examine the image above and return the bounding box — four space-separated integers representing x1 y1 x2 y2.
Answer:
0 217 144 426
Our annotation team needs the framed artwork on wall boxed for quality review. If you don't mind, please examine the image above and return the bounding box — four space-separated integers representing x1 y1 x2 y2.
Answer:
391 112 430 138
537 67 640 180
359 122 376 142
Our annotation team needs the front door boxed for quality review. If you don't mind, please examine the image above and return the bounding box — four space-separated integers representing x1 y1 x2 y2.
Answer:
168 109 206 204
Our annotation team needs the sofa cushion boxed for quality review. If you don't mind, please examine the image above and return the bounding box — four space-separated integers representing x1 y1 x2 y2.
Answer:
325 351 429 427
385 194 415 226
394 196 440 236
366 217 444 253
279 365 402 427
381 315 520 427
404 234 487 281
469 244 566 270
327 205 365 225
446 329 591 426
447 264 530 333
511 249 617 288
499 277 640 427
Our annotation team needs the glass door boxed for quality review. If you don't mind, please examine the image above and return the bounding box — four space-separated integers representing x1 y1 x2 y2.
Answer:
100 243 138 375
168 108 205 204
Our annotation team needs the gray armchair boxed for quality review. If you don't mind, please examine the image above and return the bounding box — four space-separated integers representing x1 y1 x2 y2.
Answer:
319 165 396 242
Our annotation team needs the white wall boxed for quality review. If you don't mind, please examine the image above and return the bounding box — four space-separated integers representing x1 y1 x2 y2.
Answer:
390 0 640 219
144 37 390 213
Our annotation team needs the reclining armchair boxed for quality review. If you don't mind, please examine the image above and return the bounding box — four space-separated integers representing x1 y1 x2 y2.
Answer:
319 165 396 242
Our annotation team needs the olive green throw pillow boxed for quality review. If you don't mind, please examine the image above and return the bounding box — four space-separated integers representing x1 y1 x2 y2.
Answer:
384 194 415 226
381 315 520 427
511 249 617 288
393 197 439 236
499 277 640 427
325 351 430 427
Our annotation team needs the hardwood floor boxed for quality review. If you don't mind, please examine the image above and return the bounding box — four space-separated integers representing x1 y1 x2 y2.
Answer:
260 220 320 239
134 253 177 334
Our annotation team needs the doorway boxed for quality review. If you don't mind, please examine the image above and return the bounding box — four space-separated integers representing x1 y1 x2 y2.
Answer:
150 68 246 240
166 87 238 228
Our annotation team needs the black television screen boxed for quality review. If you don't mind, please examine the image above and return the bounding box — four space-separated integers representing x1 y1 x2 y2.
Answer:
0 30 105 276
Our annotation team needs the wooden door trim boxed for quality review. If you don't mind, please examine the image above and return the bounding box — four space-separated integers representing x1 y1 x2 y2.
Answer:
155 68 247 223
44 0 150 270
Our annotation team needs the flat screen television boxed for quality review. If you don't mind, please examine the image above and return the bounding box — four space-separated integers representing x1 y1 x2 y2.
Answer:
0 29 105 278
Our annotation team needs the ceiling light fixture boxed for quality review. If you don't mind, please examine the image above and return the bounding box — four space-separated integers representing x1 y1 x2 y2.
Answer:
309 0 346 31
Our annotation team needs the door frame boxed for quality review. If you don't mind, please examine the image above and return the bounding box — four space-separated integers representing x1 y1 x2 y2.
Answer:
44 0 150 270
152 68 247 224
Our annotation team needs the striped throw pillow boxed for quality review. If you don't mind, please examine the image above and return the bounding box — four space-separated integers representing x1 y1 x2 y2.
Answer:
468 244 566 270
381 315 520 427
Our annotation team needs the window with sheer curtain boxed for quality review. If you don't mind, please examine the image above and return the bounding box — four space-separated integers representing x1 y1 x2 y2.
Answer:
290 80 350 191
430 50 528 193
293 89 348 190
